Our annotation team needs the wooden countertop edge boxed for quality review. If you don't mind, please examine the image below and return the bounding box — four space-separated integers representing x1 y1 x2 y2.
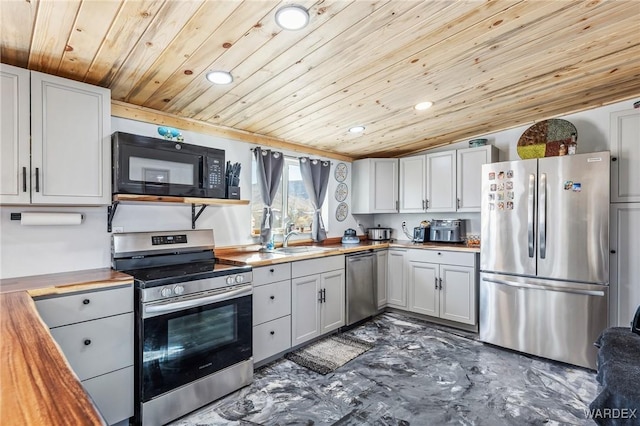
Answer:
1 268 133 296
0 291 105 425
217 241 479 266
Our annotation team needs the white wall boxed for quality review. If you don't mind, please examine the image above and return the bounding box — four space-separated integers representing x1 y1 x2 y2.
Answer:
1 99 635 278
373 98 637 242
0 117 359 279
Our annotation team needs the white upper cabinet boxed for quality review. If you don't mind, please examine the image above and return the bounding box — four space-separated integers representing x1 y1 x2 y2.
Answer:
610 108 640 203
397 145 498 213
399 156 426 213
0 64 111 205
352 158 398 213
1 64 31 204
426 151 456 212
31 71 111 204
456 145 499 212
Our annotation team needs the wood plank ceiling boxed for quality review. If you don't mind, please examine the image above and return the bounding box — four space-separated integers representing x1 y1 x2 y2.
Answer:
2 0 639 159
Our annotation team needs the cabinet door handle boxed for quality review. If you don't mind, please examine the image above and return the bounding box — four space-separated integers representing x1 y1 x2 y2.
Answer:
426 199 429 209
457 198 461 209
395 200 399 211
35 168 40 192
22 167 27 192
439 277 443 290
422 200 426 210
318 289 323 303
84 339 92 346
434 277 438 289
83 299 90 305
322 288 326 303
270 295 275 300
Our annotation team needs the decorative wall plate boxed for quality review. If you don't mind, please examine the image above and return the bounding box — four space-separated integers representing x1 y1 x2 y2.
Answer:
335 202 348 222
517 119 577 159
335 183 348 202
334 162 348 182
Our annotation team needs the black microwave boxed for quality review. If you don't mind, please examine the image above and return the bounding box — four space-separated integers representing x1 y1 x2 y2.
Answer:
112 132 226 198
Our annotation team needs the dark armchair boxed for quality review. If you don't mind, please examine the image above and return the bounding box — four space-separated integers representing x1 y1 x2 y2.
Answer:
589 306 640 425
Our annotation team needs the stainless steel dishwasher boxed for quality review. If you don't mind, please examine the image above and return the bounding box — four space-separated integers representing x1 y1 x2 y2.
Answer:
346 251 377 326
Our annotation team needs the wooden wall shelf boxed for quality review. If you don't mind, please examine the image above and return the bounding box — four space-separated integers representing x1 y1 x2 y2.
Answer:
108 194 249 232
112 194 249 205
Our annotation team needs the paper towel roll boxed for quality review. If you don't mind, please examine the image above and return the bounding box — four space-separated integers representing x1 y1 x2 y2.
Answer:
20 212 84 226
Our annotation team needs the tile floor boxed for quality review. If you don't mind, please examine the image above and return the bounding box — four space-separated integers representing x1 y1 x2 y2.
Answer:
170 312 598 425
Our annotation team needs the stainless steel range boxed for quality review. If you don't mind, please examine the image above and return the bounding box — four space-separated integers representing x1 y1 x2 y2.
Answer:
112 229 253 426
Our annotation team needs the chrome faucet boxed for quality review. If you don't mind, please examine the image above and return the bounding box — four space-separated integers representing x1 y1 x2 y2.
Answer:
283 222 301 247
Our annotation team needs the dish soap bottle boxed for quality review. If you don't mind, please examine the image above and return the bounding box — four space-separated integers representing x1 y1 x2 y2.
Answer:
266 235 275 251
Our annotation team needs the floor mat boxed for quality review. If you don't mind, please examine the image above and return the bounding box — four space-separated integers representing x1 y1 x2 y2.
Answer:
285 334 374 375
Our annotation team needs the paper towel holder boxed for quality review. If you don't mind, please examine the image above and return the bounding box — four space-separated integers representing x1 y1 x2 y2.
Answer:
10 212 84 225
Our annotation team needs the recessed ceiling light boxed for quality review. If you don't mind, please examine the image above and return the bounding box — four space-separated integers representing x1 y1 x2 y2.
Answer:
206 71 233 85
349 126 365 133
275 5 310 30
414 101 433 111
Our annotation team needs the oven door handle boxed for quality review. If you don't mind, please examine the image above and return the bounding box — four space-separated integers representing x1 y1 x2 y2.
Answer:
144 285 252 317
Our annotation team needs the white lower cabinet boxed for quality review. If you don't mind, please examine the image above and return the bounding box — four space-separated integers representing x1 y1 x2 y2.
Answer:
386 248 478 326
253 316 291 363
407 249 477 325
376 250 388 308
49 312 134 381
34 284 134 425
252 264 292 364
319 269 346 334
387 249 407 308
407 260 439 316
291 255 345 347
82 366 134 426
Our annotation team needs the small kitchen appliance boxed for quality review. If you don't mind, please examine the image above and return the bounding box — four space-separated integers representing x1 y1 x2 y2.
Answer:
112 132 226 199
366 225 392 241
413 227 429 243
341 228 360 244
112 229 253 426
429 219 465 243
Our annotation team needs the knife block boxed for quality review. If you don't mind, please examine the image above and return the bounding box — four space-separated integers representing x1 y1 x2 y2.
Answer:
226 185 240 199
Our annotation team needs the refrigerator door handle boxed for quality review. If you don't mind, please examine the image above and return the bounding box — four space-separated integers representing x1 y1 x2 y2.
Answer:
539 173 547 259
481 277 606 297
528 173 535 258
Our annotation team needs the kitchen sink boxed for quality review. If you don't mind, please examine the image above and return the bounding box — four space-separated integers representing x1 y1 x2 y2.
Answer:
274 246 333 254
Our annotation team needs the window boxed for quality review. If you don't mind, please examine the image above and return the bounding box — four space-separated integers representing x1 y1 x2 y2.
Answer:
251 155 328 237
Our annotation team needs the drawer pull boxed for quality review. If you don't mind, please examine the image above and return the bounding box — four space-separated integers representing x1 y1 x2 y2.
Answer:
270 295 275 300
270 331 275 335
269 268 275 273
84 339 92 346
82 299 90 305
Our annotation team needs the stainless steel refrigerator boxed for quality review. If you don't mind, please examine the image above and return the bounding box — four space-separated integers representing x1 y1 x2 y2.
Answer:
479 151 610 369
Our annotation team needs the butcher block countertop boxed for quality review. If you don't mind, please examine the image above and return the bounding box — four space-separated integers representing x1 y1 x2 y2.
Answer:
217 240 479 267
0 268 133 426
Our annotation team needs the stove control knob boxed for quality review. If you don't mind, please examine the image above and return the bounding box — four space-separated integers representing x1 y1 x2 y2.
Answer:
235 275 244 283
226 276 235 285
160 287 172 297
173 285 185 295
